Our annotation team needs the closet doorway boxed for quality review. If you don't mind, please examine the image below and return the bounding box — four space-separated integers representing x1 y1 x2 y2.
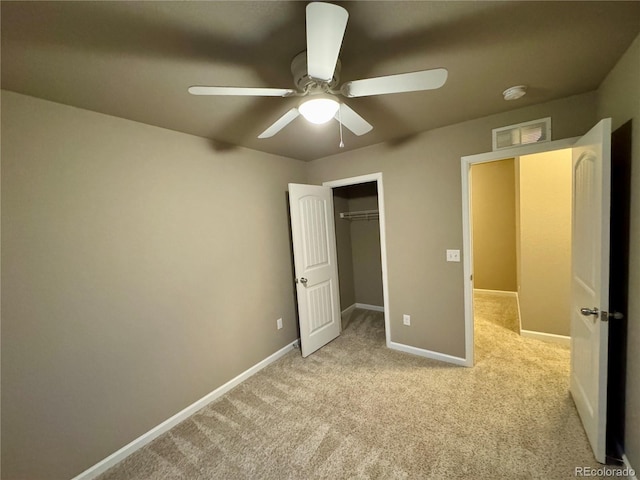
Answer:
323 173 390 344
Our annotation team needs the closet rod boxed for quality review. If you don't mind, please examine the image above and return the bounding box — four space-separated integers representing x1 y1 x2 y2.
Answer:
339 209 379 221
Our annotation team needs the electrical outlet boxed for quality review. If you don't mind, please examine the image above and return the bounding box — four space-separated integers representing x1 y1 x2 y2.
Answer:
276 318 283 330
403 314 411 326
446 249 461 262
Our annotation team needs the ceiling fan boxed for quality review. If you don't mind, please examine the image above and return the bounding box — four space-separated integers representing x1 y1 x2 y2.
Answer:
188 2 447 140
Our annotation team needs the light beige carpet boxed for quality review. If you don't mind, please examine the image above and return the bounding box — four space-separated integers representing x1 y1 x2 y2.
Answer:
473 290 520 335
97 307 614 479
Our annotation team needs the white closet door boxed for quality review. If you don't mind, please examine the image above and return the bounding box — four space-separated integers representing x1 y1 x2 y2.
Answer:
288 183 341 357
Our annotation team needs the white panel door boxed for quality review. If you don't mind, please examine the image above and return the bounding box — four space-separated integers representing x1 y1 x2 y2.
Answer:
288 184 341 357
570 118 611 463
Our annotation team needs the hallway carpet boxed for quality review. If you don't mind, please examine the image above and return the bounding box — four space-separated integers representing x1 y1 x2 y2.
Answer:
98 308 611 479
473 290 520 335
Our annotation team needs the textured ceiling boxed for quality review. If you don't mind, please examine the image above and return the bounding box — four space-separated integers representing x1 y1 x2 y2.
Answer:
2 1 639 161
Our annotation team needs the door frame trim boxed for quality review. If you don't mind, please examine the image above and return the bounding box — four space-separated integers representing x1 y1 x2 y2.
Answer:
460 137 578 367
323 173 391 346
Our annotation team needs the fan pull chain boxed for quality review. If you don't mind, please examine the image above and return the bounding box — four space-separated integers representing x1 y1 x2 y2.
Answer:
338 104 345 148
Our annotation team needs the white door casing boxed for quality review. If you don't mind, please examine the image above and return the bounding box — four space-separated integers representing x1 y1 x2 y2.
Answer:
460 136 580 367
288 183 341 357
569 118 611 464
323 172 391 348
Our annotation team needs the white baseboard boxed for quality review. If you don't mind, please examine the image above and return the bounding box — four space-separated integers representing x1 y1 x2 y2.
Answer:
341 303 384 315
622 452 638 480
355 303 384 312
516 292 523 333
388 341 469 367
520 329 570 346
473 288 518 297
341 303 357 316
71 340 298 480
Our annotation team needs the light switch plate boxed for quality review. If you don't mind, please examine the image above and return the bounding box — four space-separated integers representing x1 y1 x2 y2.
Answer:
446 249 461 262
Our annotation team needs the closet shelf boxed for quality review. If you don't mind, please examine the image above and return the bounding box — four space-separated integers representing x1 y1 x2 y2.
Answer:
339 209 379 221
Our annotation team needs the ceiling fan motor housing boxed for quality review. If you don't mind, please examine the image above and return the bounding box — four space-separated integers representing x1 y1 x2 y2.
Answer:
291 51 341 92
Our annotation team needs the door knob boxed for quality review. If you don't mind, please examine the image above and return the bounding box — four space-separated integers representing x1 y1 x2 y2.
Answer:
298 277 308 286
580 307 599 317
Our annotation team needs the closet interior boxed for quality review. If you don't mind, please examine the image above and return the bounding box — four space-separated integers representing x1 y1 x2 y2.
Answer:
332 182 384 316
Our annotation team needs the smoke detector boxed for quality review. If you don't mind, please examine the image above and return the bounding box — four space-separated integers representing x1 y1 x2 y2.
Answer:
503 85 527 101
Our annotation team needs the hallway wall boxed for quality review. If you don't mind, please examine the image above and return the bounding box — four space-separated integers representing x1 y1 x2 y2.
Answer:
517 150 572 336
471 159 517 292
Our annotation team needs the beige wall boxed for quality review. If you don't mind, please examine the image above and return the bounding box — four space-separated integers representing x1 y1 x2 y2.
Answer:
308 92 598 357
0 91 306 479
471 159 517 292
597 33 640 471
348 186 383 307
333 190 355 310
515 158 522 300
518 150 573 336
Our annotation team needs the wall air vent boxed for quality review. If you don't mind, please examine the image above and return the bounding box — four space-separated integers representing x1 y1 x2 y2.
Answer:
492 117 551 151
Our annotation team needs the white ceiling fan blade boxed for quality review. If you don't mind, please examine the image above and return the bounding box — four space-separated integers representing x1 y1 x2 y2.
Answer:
188 86 296 97
340 68 448 98
258 108 300 139
335 104 372 136
306 2 348 82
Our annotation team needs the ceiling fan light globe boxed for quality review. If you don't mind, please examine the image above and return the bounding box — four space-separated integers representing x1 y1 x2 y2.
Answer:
299 98 340 124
